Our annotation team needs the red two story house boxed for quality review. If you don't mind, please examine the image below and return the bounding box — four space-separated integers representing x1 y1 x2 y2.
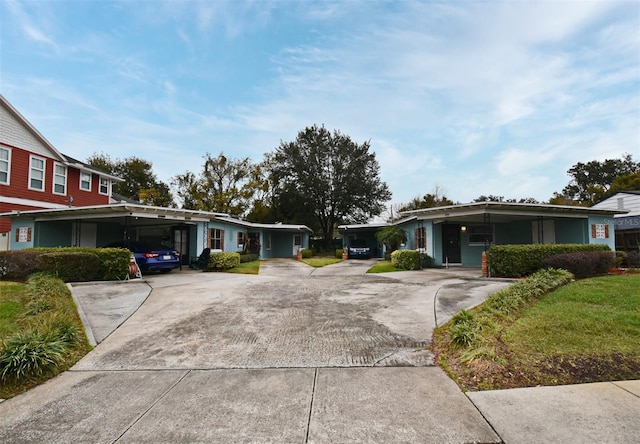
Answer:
0 94 121 249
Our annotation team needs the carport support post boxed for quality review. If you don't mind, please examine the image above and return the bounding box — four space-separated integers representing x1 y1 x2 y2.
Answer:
482 251 488 277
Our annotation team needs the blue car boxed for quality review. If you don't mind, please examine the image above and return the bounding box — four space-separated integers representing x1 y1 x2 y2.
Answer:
348 239 371 259
106 241 181 273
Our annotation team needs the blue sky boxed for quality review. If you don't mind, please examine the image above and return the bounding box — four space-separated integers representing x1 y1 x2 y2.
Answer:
1 0 639 208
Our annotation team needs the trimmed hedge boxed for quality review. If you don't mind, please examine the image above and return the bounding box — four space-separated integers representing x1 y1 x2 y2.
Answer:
544 251 614 279
0 248 130 282
487 244 611 277
208 252 241 270
391 250 420 270
239 253 259 263
335 249 344 259
37 252 101 282
300 248 313 259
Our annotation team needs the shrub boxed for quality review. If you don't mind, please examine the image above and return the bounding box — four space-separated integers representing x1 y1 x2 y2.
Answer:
36 252 101 282
487 244 611 277
239 253 259 263
544 251 614 279
391 250 420 270
335 249 344 259
0 251 40 282
626 251 640 268
208 252 241 270
95 248 131 280
300 248 313 258
419 253 433 268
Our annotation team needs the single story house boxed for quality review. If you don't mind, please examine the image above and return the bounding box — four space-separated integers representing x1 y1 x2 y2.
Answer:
339 202 622 267
1 203 312 262
591 191 640 253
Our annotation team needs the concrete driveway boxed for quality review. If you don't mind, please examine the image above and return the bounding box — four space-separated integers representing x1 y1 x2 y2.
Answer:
0 262 508 443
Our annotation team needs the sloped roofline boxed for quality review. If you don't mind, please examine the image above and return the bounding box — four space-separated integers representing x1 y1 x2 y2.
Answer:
0 94 122 182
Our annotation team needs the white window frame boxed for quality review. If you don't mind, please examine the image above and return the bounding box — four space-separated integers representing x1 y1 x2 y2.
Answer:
79 171 92 191
29 155 46 191
53 162 67 195
0 146 10 185
99 176 110 195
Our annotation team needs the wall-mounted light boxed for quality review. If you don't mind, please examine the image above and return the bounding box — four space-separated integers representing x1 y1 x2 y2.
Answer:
461 225 467 232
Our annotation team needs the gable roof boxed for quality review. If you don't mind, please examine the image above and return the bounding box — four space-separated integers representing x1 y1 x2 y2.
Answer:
0 94 122 181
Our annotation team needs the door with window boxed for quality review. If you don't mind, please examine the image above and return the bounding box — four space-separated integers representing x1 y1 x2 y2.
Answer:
173 227 189 264
442 224 461 264
293 234 302 256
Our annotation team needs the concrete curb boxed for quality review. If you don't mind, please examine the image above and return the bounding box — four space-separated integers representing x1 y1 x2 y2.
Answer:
68 283 97 347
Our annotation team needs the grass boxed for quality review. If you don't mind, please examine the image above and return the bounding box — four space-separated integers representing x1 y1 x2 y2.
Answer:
301 257 342 267
433 272 640 391
0 274 91 399
227 260 260 274
366 260 402 273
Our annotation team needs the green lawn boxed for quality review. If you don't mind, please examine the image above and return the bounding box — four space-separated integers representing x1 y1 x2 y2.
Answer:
301 257 342 267
433 273 640 390
366 260 402 273
227 260 260 274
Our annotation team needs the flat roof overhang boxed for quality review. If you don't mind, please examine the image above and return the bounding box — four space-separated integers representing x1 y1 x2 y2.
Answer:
399 202 625 224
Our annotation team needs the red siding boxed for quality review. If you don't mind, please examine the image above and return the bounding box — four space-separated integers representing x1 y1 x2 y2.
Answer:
0 145 110 233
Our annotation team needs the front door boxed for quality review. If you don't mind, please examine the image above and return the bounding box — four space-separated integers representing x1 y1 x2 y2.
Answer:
293 234 302 256
173 227 190 265
442 224 461 264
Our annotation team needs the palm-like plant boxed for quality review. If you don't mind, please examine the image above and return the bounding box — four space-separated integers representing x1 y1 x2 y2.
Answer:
375 225 407 253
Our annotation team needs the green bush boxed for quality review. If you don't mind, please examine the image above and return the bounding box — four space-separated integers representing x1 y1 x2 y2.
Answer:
239 253 259 263
36 252 101 282
544 251 614 279
0 250 40 282
335 249 344 259
300 248 313 258
391 250 420 270
208 252 241 270
487 244 611 277
95 248 131 280
0 248 130 281
419 253 433 268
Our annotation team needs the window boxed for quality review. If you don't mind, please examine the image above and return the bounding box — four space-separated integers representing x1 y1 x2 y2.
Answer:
591 224 609 239
99 177 109 195
0 147 10 184
265 233 272 250
29 155 45 191
80 171 92 191
209 228 224 250
415 227 427 251
53 163 67 195
467 225 494 245
237 232 246 248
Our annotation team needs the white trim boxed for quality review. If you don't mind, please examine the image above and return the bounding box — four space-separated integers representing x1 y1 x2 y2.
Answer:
0 146 10 185
99 176 110 195
0 195 67 209
28 155 46 192
53 162 67 195
79 171 92 191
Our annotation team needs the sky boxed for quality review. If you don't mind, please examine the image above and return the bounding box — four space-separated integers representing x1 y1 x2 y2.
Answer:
1 0 639 208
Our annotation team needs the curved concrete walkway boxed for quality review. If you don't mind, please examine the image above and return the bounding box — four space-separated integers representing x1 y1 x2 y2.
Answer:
1 261 638 443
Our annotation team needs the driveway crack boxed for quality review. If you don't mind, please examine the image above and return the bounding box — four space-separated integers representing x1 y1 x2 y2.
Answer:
304 368 319 443
111 370 191 443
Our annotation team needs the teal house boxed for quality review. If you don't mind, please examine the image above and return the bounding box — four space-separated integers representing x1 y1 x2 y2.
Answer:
340 202 621 267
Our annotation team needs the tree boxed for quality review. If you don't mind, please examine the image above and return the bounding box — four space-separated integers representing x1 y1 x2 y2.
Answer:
608 171 640 196
172 152 264 217
375 225 407 253
558 154 639 205
270 125 391 249
399 184 455 212
473 195 539 204
86 153 175 207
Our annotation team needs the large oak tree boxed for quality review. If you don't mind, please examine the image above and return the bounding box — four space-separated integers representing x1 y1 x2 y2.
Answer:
270 125 391 249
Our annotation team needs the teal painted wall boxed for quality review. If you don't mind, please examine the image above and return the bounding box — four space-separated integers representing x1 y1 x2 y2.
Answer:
36 221 72 247
8 220 35 250
555 218 587 243
588 216 616 250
